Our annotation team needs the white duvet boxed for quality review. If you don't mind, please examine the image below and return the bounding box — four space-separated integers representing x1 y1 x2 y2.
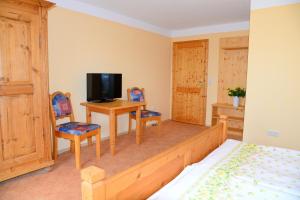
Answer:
148 139 300 200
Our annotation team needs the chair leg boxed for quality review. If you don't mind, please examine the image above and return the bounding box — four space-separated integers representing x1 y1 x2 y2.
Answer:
157 118 162 134
87 137 93 146
74 136 81 169
140 121 146 134
128 116 132 134
95 128 101 159
53 135 58 160
70 141 75 153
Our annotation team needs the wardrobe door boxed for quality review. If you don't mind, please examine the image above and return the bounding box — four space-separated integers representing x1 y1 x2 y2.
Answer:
172 40 208 125
0 1 53 181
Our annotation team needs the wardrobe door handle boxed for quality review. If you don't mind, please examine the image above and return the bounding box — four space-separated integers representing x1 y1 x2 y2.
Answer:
0 77 9 82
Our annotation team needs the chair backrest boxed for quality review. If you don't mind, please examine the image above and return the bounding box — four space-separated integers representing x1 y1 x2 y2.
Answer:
49 91 75 128
127 87 146 109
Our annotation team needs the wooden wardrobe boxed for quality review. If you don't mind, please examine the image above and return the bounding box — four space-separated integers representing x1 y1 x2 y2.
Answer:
0 0 54 181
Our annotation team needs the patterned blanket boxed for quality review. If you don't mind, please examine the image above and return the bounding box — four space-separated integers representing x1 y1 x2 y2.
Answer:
182 143 300 200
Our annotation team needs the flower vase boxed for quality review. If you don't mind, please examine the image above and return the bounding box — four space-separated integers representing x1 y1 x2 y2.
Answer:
233 96 239 108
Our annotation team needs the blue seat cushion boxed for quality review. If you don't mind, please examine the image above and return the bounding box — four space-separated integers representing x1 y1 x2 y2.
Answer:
56 122 100 135
131 110 161 118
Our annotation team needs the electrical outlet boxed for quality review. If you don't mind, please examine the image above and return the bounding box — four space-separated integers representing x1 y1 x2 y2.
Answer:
267 130 280 137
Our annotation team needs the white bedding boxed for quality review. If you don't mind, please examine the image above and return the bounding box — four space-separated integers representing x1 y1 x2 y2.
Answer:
148 139 300 200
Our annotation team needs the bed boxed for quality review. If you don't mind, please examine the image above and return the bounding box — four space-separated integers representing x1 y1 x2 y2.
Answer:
149 139 300 200
80 116 300 200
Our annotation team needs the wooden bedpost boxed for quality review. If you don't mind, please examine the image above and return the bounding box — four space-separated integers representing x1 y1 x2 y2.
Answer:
81 166 106 200
219 115 228 143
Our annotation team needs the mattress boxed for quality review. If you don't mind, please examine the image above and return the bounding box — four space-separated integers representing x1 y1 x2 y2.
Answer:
148 139 300 200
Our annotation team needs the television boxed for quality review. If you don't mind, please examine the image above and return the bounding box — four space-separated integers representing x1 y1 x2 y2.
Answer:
87 73 122 102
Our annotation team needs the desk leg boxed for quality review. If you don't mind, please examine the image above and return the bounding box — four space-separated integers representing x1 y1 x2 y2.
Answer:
136 106 142 144
109 110 116 155
86 108 93 146
115 115 118 138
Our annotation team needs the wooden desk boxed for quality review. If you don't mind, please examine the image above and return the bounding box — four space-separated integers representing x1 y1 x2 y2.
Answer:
80 100 146 155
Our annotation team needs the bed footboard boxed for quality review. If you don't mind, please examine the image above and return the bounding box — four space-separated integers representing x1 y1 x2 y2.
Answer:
81 115 228 200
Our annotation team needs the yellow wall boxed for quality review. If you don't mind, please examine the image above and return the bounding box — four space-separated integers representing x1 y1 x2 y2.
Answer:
244 3 300 150
172 31 249 126
48 3 300 152
48 7 171 151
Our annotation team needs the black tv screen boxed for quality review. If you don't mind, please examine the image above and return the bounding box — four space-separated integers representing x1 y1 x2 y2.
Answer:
87 73 122 102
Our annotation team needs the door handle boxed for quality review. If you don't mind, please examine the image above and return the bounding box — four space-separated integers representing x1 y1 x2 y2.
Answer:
0 77 9 82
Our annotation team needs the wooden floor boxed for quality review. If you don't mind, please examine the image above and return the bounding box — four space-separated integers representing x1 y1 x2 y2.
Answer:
0 120 207 200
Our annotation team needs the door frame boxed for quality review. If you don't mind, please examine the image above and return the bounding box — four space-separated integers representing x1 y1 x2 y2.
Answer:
171 39 209 125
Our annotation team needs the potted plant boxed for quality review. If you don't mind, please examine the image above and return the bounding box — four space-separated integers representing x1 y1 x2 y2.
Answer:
227 87 246 108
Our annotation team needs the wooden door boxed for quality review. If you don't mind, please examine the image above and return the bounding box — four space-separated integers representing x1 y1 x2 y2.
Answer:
218 36 249 105
0 1 52 178
172 40 208 125
215 36 249 140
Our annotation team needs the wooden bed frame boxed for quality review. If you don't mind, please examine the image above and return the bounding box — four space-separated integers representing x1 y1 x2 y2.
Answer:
81 115 228 200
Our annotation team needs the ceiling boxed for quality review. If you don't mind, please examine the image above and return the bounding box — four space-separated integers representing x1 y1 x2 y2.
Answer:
78 0 250 30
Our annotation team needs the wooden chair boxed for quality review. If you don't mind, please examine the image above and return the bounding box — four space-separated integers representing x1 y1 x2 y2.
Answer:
49 91 101 169
127 87 161 134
